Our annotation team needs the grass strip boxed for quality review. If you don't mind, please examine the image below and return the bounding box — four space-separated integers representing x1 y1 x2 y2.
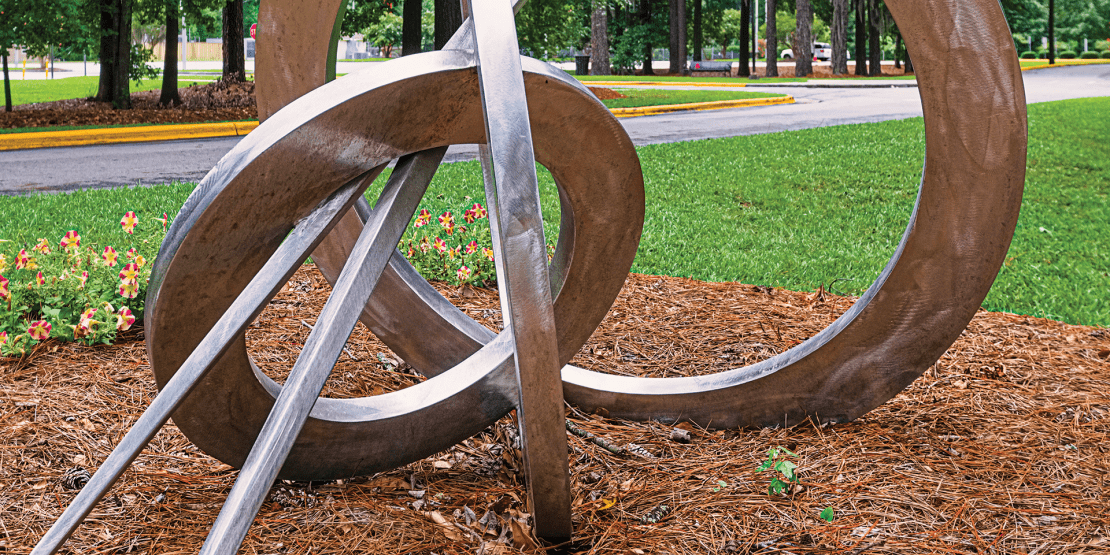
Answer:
1 76 208 106
1 98 1105 326
600 89 782 108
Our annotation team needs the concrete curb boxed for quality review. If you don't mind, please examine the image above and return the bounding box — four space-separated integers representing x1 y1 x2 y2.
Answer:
587 80 749 88
0 96 794 150
0 121 259 151
609 95 794 117
1021 60 1110 71
590 79 918 89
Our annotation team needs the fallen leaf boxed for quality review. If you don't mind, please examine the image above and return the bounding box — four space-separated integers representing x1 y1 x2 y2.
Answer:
367 476 410 492
423 511 465 541
506 509 539 550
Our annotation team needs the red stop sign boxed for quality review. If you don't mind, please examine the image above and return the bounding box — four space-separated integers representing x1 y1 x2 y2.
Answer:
250 23 257 40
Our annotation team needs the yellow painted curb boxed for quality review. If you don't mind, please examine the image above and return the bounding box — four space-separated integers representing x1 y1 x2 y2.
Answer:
0 121 259 151
609 95 794 118
0 95 790 150
1021 60 1110 71
587 80 748 88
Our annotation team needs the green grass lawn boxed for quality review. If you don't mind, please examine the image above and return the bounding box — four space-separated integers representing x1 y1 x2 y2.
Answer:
1 76 208 106
600 89 783 108
1 97 1105 326
1020 59 1110 68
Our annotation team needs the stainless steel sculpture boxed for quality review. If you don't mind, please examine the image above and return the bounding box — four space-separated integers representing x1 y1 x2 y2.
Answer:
33 0 1026 550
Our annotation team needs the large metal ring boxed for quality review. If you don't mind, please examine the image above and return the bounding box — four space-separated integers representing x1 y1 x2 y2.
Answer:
302 0 1027 427
146 52 644 480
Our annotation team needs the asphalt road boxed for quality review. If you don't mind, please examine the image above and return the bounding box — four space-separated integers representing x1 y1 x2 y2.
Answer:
2 64 1108 195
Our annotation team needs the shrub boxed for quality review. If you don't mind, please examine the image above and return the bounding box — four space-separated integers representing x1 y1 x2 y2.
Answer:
1020 51 1038 59
1102 52 1110 59
1059 51 1077 59
1080 51 1100 59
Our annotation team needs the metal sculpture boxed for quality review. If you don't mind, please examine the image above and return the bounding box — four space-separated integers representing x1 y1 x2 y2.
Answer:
33 0 1026 550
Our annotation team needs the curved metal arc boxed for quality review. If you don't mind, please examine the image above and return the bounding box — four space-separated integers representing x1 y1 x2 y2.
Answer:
35 176 374 555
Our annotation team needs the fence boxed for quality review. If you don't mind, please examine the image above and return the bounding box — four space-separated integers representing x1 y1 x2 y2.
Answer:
150 42 224 62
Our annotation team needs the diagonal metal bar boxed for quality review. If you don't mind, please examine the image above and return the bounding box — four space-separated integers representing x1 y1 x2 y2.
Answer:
467 0 573 540
30 173 376 555
198 148 446 554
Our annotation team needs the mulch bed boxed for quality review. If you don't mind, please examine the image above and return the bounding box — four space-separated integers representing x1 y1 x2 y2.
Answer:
1 82 625 131
2 265 1108 554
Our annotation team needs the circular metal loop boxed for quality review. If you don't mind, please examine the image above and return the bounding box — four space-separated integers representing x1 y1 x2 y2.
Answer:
146 52 644 480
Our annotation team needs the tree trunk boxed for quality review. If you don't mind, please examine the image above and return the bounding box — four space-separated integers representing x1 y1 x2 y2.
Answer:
794 0 812 77
893 32 901 69
403 0 423 56
867 0 881 76
222 0 246 82
669 0 686 74
903 44 913 73
853 0 867 75
434 0 463 50
3 51 12 112
831 0 848 74
96 0 132 109
737 0 750 76
160 2 182 106
692 0 702 62
1047 0 1055 64
640 0 654 75
590 0 611 75
765 0 777 76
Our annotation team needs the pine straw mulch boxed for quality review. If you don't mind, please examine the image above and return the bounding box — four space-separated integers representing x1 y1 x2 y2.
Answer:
2 265 1109 554
0 82 624 131
0 80 258 130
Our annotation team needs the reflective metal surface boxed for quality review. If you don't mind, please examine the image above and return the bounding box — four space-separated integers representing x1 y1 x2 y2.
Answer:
36 0 1026 548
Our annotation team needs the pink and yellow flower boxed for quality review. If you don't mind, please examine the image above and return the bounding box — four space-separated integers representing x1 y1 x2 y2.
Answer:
0 274 8 299
116 307 135 331
470 203 488 219
134 254 146 268
60 230 81 250
0 253 6 272
118 280 139 299
120 211 139 234
78 271 89 289
462 209 476 224
0 331 7 345
482 247 495 262
32 238 50 254
156 212 169 229
119 263 140 284
16 249 32 269
446 246 460 259
439 211 455 234
419 237 431 254
465 240 479 254
35 271 45 286
125 247 137 259
432 237 447 253
28 320 51 341
406 247 416 258
456 265 472 281
103 246 119 266
414 209 432 228
80 307 98 327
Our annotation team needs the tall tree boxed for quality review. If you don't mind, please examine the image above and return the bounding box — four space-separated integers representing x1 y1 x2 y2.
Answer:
97 0 134 108
692 0 702 62
737 0 750 76
590 0 610 74
221 0 244 81
0 0 78 111
668 0 686 74
866 0 880 76
765 0 778 76
1047 0 1055 64
433 0 462 49
794 0 812 76
853 0 866 75
403 0 422 55
640 0 655 75
161 1 181 104
830 0 847 74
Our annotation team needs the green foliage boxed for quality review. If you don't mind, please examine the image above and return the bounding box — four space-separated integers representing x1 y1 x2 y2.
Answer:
365 12 403 54
341 0 392 40
819 506 835 522
1080 51 1100 59
1059 50 1078 59
129 42 160 83
1103 51 1110 58
516 0 585 59
1020 50 1038 59
756 446 798 496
